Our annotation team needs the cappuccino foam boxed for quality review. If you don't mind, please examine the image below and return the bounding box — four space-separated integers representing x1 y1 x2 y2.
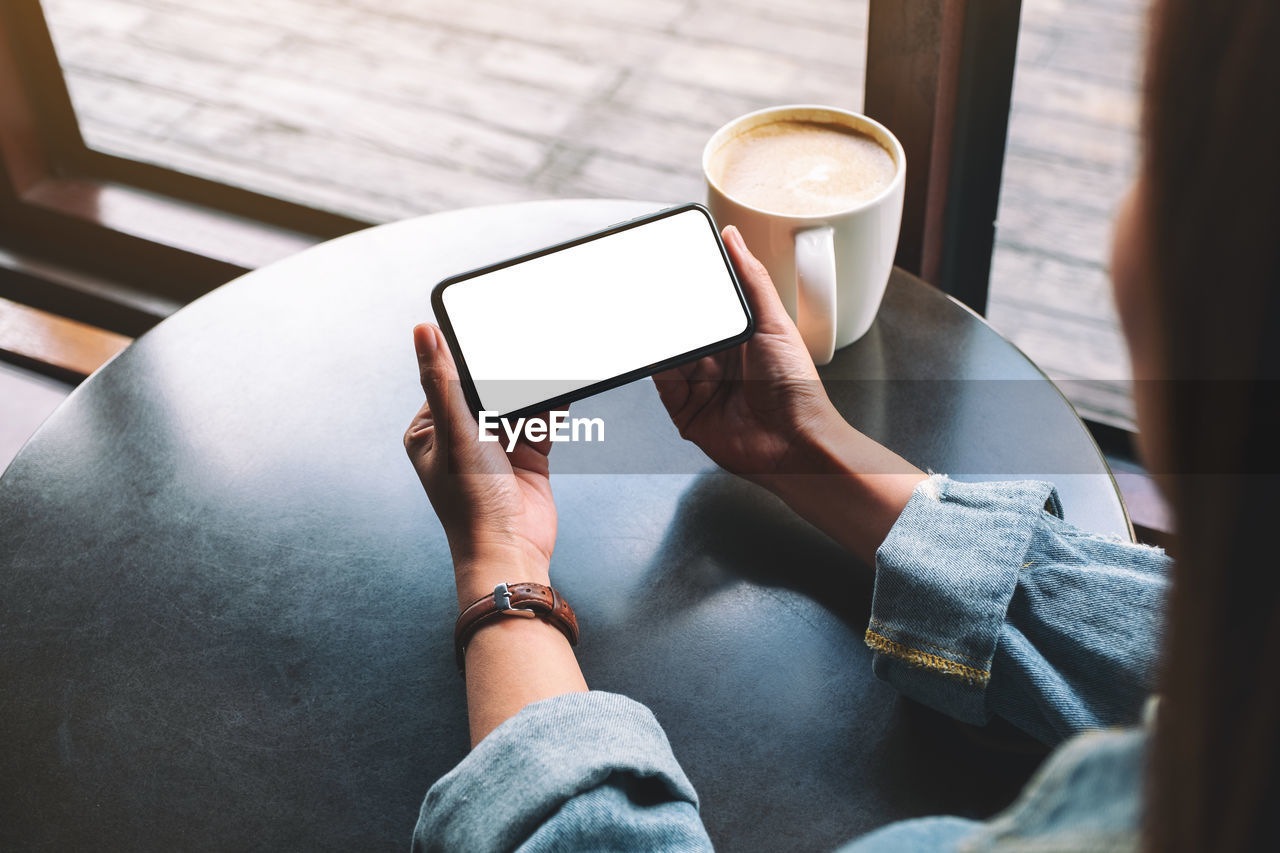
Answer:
711 120 896 216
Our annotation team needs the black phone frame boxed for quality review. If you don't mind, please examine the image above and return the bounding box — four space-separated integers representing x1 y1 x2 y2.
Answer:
430 202 755 422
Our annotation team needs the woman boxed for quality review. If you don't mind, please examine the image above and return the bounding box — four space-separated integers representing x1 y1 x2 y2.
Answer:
402 0 1279 849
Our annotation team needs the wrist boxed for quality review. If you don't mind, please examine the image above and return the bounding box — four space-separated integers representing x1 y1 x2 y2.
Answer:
757 414 927 566
453 543 551 610
756 408 859 495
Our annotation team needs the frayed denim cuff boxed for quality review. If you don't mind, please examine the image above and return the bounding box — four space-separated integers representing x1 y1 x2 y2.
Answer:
413 691 697 853
867 475 1062 725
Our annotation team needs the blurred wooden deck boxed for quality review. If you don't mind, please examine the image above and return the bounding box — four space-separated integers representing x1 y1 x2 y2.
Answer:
43 0 1143 428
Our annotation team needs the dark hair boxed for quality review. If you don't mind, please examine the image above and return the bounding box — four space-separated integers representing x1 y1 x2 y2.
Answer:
1142 0 1280 850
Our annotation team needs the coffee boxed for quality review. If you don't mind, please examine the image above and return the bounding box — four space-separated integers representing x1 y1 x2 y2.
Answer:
709 120 896 216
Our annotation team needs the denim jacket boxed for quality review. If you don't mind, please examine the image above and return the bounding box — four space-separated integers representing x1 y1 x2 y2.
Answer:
413 475 1171 852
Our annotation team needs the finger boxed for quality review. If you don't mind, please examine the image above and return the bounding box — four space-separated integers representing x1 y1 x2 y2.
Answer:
508 442 551 478
653 368 691 414
403 399 437 456
722 225 795 335
413 323 476 439
653 358 700 409
654 355 699 386
520 407 564 457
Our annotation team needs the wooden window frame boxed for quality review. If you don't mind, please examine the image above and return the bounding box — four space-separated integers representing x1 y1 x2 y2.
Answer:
862 1 1166 539
865 0 1023 314
0 0 367 335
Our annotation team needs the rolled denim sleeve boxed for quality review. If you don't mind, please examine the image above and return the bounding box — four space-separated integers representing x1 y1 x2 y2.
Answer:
412 691 712 852
867 475 1169 745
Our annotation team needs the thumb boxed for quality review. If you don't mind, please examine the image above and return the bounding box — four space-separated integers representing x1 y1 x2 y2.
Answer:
414 323 476 437
722 225 795 336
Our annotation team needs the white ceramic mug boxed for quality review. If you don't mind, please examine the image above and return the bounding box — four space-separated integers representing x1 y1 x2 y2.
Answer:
703 105 906 365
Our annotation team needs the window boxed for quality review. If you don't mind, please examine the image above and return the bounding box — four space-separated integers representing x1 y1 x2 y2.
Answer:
6 0 1139 431
41 0 868 221
988 0 1144 429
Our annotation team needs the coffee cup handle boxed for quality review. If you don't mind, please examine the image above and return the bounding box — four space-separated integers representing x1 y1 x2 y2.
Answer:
795 226 837 366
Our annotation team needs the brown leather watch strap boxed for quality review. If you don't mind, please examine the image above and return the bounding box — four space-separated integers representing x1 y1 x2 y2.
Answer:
453 581 579 673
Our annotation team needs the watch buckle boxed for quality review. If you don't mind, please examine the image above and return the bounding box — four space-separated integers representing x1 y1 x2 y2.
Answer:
494 582 537 618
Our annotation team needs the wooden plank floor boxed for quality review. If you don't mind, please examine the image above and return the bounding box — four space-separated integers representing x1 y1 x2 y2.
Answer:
41 0 1142 428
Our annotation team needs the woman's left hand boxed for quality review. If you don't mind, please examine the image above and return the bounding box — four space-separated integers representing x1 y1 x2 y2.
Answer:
403 323 557 607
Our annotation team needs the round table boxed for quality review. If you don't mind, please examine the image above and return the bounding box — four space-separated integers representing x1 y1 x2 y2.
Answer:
0 200 1129 851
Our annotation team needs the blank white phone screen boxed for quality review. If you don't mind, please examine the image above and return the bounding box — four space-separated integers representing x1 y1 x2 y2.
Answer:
440 208 750 416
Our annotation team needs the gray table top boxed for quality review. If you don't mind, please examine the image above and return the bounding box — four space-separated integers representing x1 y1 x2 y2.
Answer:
0 200 1129 851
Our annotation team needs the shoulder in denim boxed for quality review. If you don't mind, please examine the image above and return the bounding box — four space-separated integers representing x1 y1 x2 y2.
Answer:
958 727 1145 852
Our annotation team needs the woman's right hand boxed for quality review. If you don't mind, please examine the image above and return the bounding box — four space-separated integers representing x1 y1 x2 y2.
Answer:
653 225 846 487
656 225 925 567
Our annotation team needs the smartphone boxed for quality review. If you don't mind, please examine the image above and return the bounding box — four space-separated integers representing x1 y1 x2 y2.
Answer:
431 203 754 420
